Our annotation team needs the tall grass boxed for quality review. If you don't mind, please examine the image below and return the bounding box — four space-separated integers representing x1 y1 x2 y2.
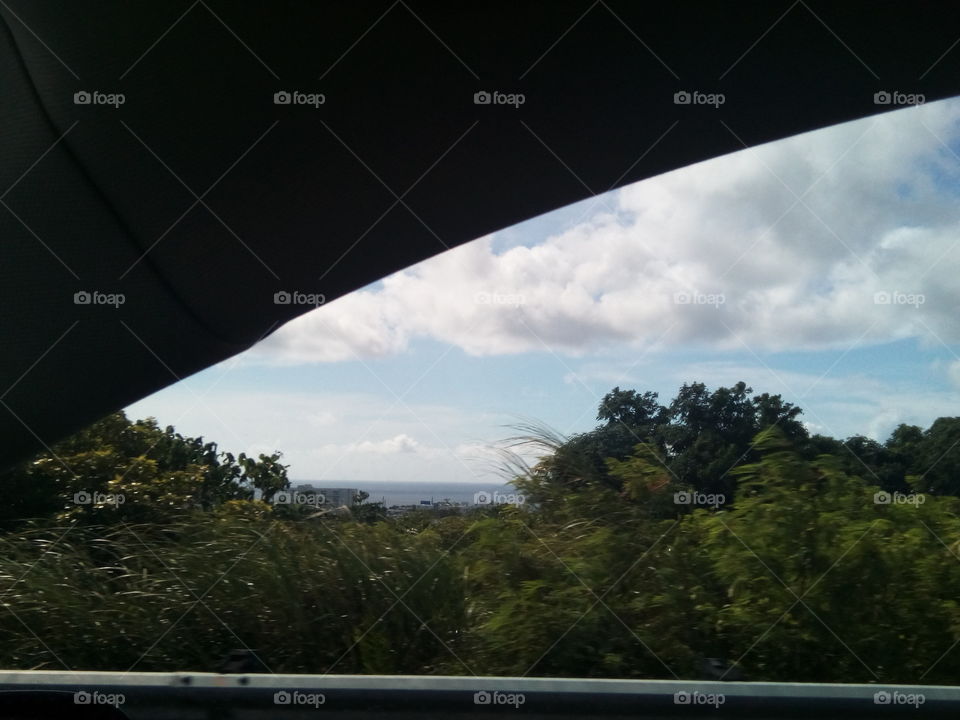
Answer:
0 515 465 674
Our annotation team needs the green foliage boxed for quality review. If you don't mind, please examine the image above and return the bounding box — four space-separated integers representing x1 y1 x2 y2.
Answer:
3 386 960 684
670 427 960 683
537 381 809 501
0 411 288 530
911 417 960 495
0 517 464 674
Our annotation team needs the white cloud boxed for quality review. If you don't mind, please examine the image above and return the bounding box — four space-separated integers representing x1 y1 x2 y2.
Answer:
342 433 424 455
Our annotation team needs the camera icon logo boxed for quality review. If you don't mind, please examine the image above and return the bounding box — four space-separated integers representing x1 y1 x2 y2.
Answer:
474 491 492 505
274 291 291 304
873 91 891 105
274 691 291 704
474 691 492 705
874 491 891 505
673 291 691 304
474 91 491 105
74 691 92 704
74 291 92 305
874 691 891 704
673 91 691 105
74 91 92 105
674 691 691 704
673 491 691 505
275 491 292 505
74 491 92 505
274 91 292 105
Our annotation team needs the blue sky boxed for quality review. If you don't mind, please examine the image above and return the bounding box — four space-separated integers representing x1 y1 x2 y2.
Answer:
127 98 960 485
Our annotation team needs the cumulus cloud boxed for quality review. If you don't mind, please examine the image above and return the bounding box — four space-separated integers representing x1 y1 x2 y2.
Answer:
249 99 960 364
346 433 423 455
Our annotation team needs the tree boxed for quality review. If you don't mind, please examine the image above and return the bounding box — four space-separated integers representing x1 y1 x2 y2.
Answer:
667 426 960 683
0 411 287 529
597 387 666 429
652 382 808 499
238 451 289 504
527 382 810 503
351 491 388 524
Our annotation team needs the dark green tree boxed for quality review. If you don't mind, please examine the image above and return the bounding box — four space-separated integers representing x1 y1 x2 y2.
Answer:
0 411 287 529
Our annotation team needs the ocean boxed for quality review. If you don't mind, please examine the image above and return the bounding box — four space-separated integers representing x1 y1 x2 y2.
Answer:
291 481 521 507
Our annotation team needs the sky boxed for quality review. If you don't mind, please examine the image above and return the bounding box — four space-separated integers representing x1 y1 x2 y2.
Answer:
126 97 960 485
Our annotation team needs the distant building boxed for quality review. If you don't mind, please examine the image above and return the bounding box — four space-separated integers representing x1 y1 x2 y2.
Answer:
291 484 358 507
385 498 470 517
